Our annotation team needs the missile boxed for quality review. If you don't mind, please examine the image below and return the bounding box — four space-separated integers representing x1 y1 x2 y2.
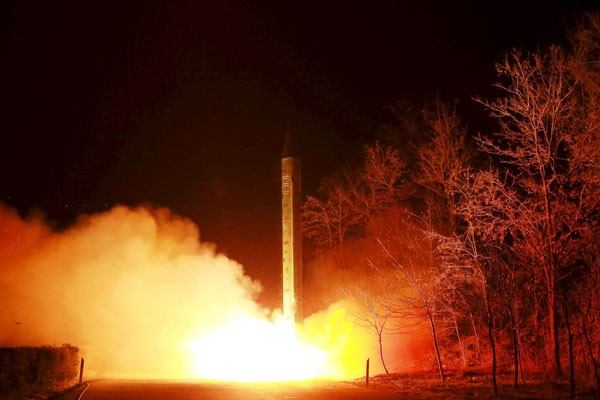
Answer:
281 125 303 324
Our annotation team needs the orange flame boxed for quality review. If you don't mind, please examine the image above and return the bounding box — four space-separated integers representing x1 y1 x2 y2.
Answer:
181 301 380 381
185 316 327 381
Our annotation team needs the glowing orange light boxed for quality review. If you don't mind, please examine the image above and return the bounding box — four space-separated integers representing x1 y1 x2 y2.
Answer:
180 301 380 382
185 315 331 381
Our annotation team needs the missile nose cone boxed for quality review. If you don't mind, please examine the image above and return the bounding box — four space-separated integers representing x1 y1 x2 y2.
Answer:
282 121 298 158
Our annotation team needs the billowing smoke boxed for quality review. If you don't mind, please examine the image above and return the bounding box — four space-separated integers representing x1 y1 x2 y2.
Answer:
0 204 266 378
1 203 410 380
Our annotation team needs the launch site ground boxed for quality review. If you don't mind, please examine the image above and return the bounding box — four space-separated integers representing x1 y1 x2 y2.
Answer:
58 376 595 400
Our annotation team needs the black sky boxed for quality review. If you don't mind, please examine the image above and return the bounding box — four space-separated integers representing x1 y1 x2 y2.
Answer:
0 1 594 307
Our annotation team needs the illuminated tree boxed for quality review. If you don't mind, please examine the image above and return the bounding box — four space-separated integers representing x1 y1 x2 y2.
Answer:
303 143 409 376
343 270 394 375
303 176 361 251
368 207 447 381
416 99 470 232
414 100 481 374
303 17 600 392
435 169 521 395
476 39 600 380
303 143 407 260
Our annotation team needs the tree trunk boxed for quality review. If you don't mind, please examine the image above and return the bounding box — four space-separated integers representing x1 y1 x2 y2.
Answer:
517 330 527 385
551 294 562 378
568 330 575 399
539 150 560 380
378 329 389 375
485 294 497 396
468 308 482 360
596 363 600 400
509 304 520 388
580 318 600 400
452 310 466 369
513 303 526 385
426 309 445 382
563 294 575 398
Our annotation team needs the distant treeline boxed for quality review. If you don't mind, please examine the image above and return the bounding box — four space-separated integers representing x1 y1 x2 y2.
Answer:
0 345 79 400
303 14 600 398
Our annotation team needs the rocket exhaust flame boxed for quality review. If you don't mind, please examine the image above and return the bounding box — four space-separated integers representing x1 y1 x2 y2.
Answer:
0 204 383 381
185 316 326 381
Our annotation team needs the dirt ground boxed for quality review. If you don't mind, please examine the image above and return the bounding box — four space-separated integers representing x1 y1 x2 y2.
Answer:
363 372 599 399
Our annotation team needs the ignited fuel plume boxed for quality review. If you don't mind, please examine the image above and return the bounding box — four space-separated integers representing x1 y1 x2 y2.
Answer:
0 203 385 381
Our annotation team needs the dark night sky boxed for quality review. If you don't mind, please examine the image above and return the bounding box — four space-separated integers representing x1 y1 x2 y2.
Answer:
0 1 594 307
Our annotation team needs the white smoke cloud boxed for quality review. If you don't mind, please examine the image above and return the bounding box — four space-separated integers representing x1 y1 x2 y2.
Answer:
0 204 265 377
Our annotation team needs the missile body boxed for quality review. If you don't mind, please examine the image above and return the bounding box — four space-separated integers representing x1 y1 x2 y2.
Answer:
281 139 302 324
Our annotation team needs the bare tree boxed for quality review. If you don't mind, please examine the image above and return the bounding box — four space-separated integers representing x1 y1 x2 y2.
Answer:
303 176 361 253
348 143 408 222
343 271 394 375
414 99 477 373
303 143 407 255
436 169 522 395
476 43 600 379
303 143 410 376
576 255 600 399
369 207 447 382
302 18 600 393
416 99 471 232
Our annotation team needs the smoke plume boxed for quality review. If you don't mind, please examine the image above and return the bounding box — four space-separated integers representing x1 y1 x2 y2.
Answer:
0 204 267 377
